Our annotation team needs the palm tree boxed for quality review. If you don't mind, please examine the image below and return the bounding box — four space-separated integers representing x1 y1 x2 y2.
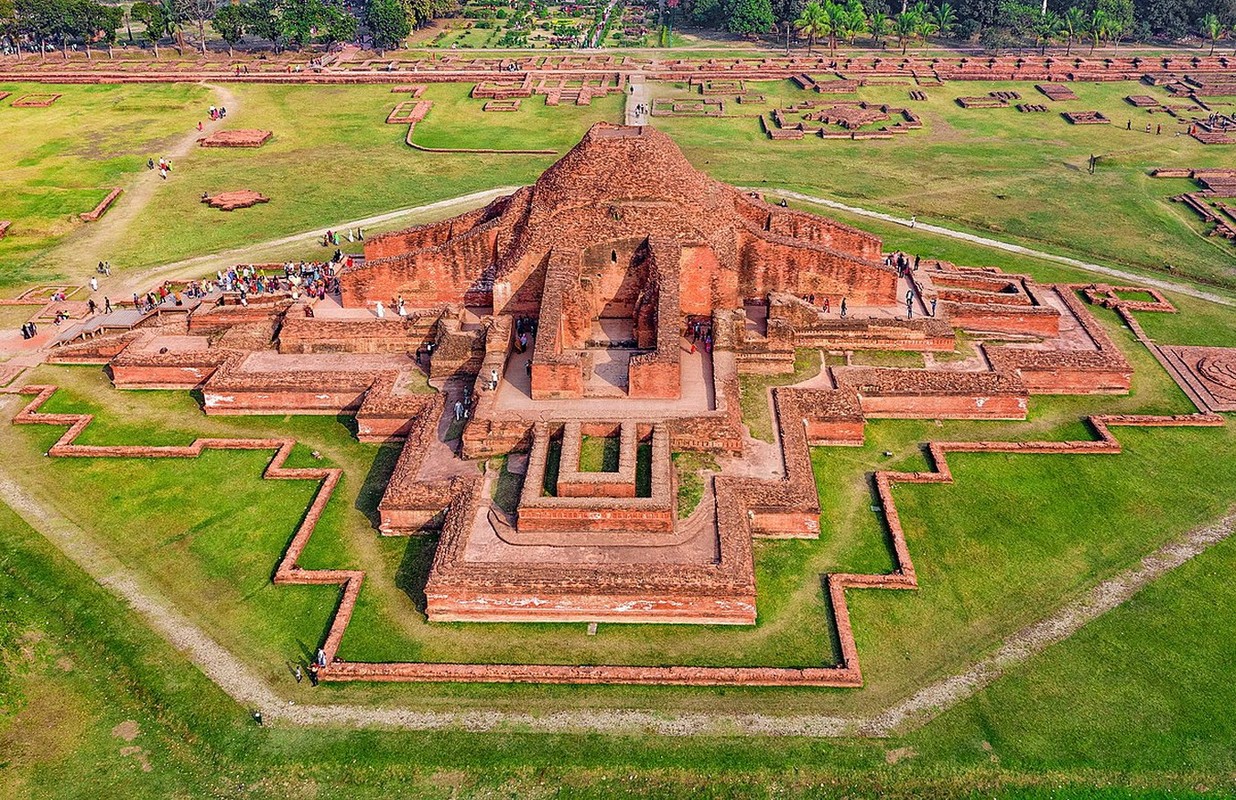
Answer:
1087 8 1108 55
1034 10 1062 56
795 0 828 55
1200 13 1224 56
894 9 919 54
823 0 847 56
868 8 888 46
843 0 867 44
931 2 955 39
1061 6 1084 55
913 1 938 44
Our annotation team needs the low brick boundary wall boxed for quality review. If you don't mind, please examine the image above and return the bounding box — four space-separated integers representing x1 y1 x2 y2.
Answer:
79 187 122 222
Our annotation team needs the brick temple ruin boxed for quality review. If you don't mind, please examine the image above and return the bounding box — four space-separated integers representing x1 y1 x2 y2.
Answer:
22 122 1229 684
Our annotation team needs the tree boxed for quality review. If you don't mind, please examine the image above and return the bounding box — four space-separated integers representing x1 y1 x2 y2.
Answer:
99 3 121 56
912 0 937 42
16 0 62 57
367 0 409 51
1096 0 1132 49
893 6 918 52
1033 8 1061 54
795 0 828 52
690 0 725 24
319 0 357 46
726 0 775 33
822 0 846 54
842 0 867 42
242 0 281 49
0 0 20 57
930 0 955 37
867 6 888 43
1200 12 1224 55
1061 5 1084 54
176 0 215 53
131 0 170 56
211 2 244 55
1087 7 1109 53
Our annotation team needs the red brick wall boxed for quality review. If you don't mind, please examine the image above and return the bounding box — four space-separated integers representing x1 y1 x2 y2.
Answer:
425 588 756 625
858 393 1028 419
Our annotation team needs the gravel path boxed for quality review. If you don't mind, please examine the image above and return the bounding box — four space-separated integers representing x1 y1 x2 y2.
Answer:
2 406 1229 736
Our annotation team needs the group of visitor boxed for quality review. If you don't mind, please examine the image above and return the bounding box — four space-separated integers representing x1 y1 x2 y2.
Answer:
147 156 174 180
687 318 713 354
322 228 364 247
215 262 340 302
18 321 39 339
513 316 537 354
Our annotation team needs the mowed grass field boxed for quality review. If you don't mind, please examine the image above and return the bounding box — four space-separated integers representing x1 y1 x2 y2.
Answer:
2 76 1234 297
5 492 1235 797
0 82 210 289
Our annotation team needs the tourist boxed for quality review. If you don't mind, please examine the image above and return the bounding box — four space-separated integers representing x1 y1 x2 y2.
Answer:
316 648 327 667
294 665 303 683
104 297 112 314
909 215 916 228
1157 124 1161 135
1146 123 1152 133
307 662 319 686
930 297 937 316
454 399 464 420
89 276 98 292
490 367 499 390
1127 119 1131 130
147 157 155 170
840 297 847 318
87 299 97 315
20 322 29 339
823 296 830 314
375 300 385 319
906 299 913 319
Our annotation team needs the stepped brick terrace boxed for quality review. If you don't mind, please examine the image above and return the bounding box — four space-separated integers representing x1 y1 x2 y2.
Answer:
14 124 1227 685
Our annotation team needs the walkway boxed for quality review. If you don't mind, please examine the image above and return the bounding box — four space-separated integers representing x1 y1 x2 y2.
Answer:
625 74 649 126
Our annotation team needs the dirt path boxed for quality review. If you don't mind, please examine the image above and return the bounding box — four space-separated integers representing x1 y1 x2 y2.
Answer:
760 189 1236 309
1 398 1229 736
56 84 238 294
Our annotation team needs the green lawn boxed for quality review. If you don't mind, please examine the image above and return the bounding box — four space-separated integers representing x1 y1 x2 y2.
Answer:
5 479 1236 797
0 82 210 289
6 76 1236 303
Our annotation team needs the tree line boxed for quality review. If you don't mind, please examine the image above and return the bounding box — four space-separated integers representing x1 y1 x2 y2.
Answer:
688 0 1234 52
0 0 452 57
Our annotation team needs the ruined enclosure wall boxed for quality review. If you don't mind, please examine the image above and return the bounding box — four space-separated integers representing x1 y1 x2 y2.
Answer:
761 205 883 261
737 233 897 306
343 229 498 308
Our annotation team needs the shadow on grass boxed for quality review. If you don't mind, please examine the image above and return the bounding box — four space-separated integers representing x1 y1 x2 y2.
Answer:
864 471 904 574
355 442 403 528
395 534 438 616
